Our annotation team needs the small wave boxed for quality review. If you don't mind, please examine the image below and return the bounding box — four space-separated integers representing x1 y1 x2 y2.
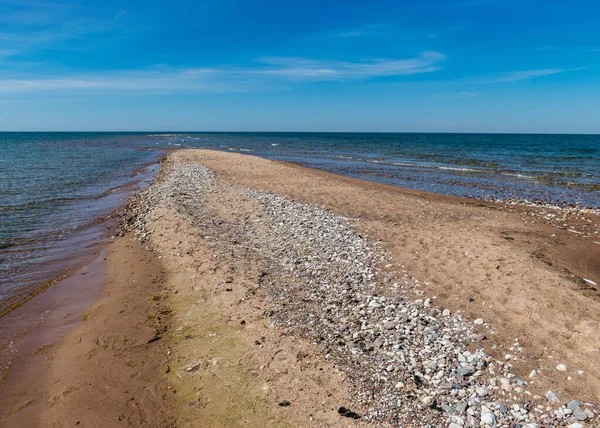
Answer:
500 172 535 178
438 166 482 173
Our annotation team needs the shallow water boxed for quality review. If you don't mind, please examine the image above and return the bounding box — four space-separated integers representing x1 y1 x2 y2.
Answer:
1 132 599 314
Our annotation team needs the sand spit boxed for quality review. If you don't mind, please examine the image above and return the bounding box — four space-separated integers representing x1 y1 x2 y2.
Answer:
4 149 597 427
120 151 598 427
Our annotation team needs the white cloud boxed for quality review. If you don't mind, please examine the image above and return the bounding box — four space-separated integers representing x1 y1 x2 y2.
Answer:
0 68 219 93
254 52 446 80
0 52 446 94
483 68 584 83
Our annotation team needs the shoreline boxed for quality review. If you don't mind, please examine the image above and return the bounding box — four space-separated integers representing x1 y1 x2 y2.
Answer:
0 161 160 318
0 149 598 426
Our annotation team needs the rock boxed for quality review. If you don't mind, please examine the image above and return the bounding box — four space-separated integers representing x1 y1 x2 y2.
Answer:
568 424 584 428
455 401 468 413
421 396 434 406
442 309 451 316
567 400 581 411
278 401 291 406
476 386 489 397
573 409 588 421
449 423 462 428
480 412 496 426
456 367 474 376
383 321 396 330
338 407 360 419
441 404 456 414
499 404 508 413
529 369 537 378
474 318 485 325
545 390 561 403
556 363 567 371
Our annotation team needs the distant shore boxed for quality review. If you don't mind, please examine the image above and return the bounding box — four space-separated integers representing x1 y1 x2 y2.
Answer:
1 149 598 426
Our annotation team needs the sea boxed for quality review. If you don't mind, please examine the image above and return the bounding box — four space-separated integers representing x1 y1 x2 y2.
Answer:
1 132 599 314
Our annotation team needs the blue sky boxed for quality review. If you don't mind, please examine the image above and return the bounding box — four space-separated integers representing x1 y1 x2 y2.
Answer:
0 0 599 132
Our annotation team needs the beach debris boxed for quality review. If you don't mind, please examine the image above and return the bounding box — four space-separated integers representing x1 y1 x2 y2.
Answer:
338 407 361 419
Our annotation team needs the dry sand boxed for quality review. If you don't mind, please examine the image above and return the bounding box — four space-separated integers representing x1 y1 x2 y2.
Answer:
1 149 598 427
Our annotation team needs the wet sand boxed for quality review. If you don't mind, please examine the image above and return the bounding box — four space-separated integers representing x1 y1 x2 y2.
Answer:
1 149 598 427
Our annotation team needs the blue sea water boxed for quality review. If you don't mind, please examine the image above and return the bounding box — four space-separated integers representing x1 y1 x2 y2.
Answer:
1 132 599 313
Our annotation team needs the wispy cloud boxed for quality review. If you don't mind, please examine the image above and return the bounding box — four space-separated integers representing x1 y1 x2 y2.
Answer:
0 68 220 93
254 52 446 80
482 67 585 83
0 52 446 94
329 24 391 39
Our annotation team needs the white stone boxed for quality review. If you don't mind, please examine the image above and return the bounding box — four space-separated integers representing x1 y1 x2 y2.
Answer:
480 412 496 426
556 363 567 371
529 369 537 378
474 318 484 325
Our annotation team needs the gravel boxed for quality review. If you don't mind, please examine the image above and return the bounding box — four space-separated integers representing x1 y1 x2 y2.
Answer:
121 158 599 427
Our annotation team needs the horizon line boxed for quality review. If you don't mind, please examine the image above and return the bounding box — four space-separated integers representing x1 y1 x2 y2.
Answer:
0 130 599 136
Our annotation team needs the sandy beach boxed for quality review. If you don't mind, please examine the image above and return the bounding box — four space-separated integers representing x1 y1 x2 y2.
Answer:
1 149 598 427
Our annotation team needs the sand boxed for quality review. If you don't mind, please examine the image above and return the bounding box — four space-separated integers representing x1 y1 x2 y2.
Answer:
1 149 598 427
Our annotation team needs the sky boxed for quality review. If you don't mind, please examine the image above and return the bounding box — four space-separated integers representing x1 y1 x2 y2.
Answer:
0 0 599 133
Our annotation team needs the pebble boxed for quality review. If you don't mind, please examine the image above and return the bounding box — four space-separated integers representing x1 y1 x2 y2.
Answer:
529 369 537 378
567 400 581 411
383 321 396 330
474 318 485 325
545 391 561 403
481 412 496 426
556 363 567 371
572 409 588 421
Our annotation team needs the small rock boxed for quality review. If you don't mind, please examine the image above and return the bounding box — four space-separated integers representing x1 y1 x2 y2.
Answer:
573 409 588 421
545 390 561 403
455 401 468 413
383 321 396 330
442 309 451 316
441 404 456 414
556 363 567 371
456 367 474 376
279 401 291 407
480 412 496 426
476 386 489 397
529 369 537 378
338 407 360 419
421 396 434 406
567 400 581 411
474 318 485 325
568 424 584 428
